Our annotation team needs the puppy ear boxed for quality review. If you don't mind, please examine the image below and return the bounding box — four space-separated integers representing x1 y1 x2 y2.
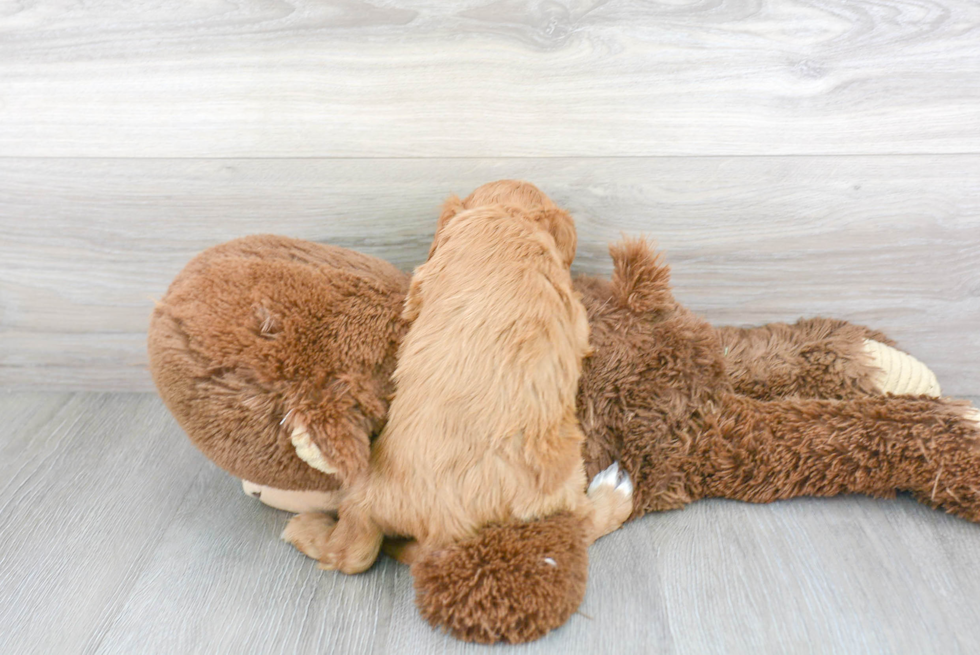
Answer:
429 195 465 259
530 207 577 268
402 268 426 323
411 195 463 321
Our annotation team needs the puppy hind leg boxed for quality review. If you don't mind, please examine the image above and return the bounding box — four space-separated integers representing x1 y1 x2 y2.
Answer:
382 537 422 565
584 462 634 543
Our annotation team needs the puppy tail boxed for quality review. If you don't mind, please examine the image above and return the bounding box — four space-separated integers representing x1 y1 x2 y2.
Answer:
609 236 675 315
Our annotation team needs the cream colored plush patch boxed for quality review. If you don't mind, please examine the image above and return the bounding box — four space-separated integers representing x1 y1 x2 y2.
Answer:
862 339 942 397
241 480 342 513
290 426 338 476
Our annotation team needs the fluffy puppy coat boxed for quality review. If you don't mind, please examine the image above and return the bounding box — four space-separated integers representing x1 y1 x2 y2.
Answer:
285 183 627 573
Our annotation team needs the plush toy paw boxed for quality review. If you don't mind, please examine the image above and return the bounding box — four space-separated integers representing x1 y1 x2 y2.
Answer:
290 425 339 476
586 461 634 540
242 480 342 513
862 339 941 397
412 512 589 644
281 512 337 561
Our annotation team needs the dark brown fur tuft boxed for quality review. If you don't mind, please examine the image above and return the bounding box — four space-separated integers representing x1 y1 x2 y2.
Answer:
609 237 675 315
716 317 896 400
411 513 589 644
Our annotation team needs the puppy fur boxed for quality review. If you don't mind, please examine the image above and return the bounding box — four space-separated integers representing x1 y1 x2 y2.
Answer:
285 181 626 573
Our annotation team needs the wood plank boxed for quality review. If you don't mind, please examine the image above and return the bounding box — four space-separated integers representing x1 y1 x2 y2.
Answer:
0 392 209 655
1 0 979 157
2 156 978 394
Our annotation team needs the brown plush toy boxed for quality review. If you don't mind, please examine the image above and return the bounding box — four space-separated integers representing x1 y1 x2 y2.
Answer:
148 182 980 645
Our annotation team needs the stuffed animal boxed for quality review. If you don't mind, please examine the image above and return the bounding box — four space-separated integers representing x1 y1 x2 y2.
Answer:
148 183 979 644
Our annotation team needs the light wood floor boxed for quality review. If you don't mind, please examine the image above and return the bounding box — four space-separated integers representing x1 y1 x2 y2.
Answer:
3 391 980 654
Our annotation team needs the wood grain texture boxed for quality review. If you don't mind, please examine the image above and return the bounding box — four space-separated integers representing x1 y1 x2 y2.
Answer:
0 392 209 655
2 156 978 394
1 0 979 157
3 392 980 654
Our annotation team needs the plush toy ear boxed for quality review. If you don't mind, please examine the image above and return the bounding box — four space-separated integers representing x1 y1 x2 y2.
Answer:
411 513 589 644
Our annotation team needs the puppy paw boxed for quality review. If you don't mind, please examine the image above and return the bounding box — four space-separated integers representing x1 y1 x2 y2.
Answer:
290 426 339 476
281 512 337 561
587 461 634 539
316 538 383 575
588 461 632 496
862 339 941 397
314 517 385 575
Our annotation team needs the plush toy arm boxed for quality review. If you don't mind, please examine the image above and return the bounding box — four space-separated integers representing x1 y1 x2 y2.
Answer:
716 317 940 400
281 406 373 486
695 393 980 522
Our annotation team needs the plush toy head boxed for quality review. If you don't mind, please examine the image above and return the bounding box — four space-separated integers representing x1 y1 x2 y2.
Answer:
148 236 410 491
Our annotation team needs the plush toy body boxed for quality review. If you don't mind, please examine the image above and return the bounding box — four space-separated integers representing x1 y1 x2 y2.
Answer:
149 229 979 643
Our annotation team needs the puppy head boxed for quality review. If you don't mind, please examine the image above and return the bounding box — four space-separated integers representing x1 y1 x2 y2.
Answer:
462 179 557 211
435 180 576 267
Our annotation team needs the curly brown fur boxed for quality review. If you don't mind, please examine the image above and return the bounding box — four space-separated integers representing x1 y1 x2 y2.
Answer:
148 235 409 489
576 237 980 522
411 512 589 645
575 238 729 513
717 318 896 401
694 395 980 521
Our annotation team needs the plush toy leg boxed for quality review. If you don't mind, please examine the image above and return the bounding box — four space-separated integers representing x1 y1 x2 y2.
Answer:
862 339 942 397
716 317 940 400
241 480 341 513
697 394 980 521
